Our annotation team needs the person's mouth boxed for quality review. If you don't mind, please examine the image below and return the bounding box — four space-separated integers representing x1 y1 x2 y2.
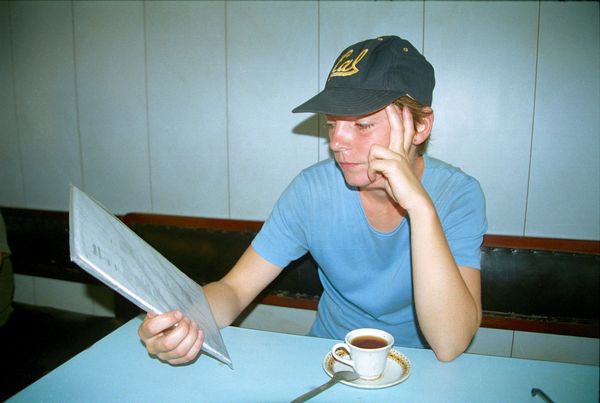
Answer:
338 161 363 170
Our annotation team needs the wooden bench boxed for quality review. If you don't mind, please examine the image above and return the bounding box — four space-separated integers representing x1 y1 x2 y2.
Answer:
3 207 599 338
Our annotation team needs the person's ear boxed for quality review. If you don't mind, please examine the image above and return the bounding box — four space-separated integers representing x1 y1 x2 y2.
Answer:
413 109 434 145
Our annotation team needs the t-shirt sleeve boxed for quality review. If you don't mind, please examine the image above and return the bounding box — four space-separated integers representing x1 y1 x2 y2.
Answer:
251 173 310 268
442 178 488 270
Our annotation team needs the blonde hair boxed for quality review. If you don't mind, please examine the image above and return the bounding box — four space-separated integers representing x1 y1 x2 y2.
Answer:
392 96 433 155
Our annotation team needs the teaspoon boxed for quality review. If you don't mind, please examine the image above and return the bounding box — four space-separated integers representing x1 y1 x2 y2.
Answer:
291 371 360 402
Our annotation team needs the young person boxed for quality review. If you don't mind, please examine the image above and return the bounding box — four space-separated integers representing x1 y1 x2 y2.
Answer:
138 35 487 363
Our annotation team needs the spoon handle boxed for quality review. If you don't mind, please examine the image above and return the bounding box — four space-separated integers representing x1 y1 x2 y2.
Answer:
531 388 555 403
291 377 340 403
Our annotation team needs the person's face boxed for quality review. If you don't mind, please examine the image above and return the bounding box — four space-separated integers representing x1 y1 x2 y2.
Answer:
326 108 390 188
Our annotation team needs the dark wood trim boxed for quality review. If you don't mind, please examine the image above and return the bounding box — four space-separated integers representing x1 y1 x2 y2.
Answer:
259 294 319 311
483 234 600 255
1 206 127 223
5 208 597 254
1 207 70 220
122 213 600 255
123 213 263 232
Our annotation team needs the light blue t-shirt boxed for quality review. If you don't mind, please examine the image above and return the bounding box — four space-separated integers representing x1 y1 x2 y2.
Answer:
251 155 487 348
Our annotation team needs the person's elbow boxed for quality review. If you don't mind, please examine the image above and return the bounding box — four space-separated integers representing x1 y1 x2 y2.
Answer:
433 343 467 362
432 319 481 362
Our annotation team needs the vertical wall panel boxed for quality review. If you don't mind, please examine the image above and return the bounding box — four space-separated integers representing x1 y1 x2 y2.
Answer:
0 1 24 207
425 1 539 235
10 1 81 210
145 1 228 217
227 1 318 219
318 1 424 161
526 2 600 240
74 1 150 214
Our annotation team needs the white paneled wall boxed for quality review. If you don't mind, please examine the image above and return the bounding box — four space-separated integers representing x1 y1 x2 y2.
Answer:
74 1 151 214
0 0 598 238
512 331 599 366
9 1 82 210
227 1 319 219
425 1 539 236
0 2 23 207
526 2 600 239
145 1 229 217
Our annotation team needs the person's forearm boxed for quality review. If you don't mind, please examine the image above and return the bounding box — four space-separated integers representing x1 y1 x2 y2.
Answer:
408 199 480 361
203 246 283 329
203 280 246 329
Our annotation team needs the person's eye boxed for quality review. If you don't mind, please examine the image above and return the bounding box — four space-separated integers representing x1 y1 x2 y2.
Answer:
324 122 335 130
355 122 374 130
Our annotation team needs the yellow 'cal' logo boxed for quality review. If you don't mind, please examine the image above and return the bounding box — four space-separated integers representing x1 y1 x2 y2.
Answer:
329 49 368 78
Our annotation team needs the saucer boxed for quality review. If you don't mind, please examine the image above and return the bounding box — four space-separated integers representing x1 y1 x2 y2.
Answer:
322 348 411 389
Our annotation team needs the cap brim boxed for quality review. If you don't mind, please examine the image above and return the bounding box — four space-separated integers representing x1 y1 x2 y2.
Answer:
292 87 405 116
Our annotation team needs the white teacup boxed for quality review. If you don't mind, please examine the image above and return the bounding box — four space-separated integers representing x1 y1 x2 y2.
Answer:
331 328 394 380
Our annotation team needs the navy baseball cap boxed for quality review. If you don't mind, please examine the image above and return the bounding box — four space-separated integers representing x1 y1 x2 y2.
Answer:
292 36 435 116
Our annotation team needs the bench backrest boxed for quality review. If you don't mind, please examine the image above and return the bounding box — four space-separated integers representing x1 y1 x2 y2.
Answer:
3 207 598 337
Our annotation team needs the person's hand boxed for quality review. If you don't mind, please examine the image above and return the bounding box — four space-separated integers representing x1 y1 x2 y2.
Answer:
138 311 204 365
367 104 428 212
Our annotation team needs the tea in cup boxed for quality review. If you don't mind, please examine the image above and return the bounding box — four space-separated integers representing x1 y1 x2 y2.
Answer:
330 328 394 380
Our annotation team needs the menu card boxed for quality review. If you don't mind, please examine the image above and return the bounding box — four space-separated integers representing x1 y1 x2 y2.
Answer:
69 185 232 368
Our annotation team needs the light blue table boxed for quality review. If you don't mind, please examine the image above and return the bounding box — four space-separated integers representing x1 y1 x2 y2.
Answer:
9 317 599 402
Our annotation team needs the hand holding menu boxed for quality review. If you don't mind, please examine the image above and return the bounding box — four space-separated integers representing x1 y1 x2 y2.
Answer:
69 185 232 368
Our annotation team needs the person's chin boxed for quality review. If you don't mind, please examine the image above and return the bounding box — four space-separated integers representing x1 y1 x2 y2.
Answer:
341 172 371 188
335 162 370 187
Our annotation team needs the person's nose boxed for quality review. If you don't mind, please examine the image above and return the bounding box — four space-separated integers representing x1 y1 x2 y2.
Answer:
329 122 351 152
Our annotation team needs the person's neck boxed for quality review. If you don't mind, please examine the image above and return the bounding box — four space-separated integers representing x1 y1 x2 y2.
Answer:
359 187 405 232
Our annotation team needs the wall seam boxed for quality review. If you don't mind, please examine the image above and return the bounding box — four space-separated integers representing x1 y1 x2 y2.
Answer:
510 330 515 358
7 1 27 206
225 1 231 218
71 0 85 191
317 1 321 162
142 1 154 212
522 1 542 237
422 0 426 53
